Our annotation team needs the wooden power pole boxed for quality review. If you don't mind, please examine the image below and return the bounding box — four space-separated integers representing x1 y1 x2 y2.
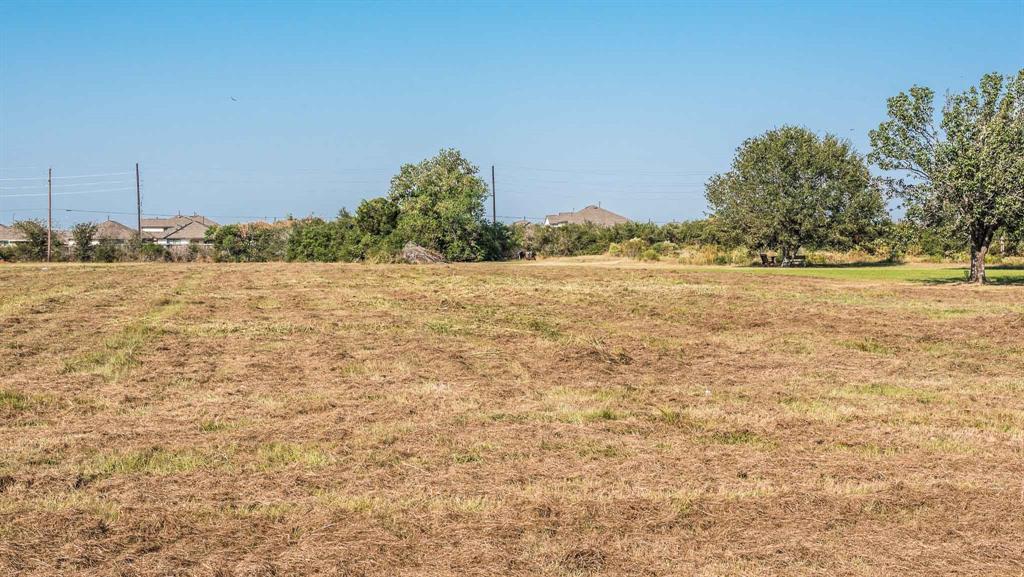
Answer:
136 163 142 237
491 165 496 226
47 167 52 262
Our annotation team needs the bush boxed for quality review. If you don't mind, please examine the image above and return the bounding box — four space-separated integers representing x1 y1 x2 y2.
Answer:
619 238 649 258
639 248 660 261
676 245 752 266
651 241 677 255
207 223 288 262
137 243 169 262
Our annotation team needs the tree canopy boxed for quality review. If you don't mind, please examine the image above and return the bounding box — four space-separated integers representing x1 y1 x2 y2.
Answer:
387 148 494 262
705 126 888 258
869 70 1024 283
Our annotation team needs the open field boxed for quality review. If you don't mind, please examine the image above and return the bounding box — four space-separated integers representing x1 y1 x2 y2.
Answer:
2 260 1023 576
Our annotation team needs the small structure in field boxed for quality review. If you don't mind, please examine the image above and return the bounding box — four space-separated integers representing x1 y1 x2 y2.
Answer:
401 242 446 264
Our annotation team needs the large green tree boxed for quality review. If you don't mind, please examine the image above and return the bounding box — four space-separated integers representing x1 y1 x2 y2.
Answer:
387 148 492 261
705 126 888 259
869 70 1024 283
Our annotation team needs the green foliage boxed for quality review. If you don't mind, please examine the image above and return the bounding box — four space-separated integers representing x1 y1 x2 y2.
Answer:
206 223 288 262
387 148 493 261
869 70 1024 282
94 240 127 262
355 197 399 237
283 150 513 263
651 241 678 255
620 238 649 258
71 222 98 262
518 219 735 258
12 220 63 261
286 213 366 262
706 126 889 258
137 243 169 262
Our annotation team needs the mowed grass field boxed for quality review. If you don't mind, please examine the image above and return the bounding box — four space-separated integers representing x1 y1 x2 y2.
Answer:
1 260 1023 576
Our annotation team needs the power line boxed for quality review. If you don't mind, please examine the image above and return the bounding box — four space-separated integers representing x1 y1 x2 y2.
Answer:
507 165 718 176
0 180 133 191
0 171 133 182
0 188 136 198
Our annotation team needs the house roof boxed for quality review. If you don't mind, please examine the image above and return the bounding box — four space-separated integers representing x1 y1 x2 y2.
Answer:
161 220 211 241
140 214 219 229
0 224 27 242
544 205 630 227
140 215 217 241
95 219 138 241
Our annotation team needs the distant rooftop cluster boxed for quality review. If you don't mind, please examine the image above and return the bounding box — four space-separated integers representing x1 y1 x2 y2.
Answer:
0 214 219 246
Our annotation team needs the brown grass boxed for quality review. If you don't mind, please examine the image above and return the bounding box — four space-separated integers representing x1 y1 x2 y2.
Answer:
1 260 1022 576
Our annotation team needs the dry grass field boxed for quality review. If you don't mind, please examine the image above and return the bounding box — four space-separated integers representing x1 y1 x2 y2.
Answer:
1 260 1023 576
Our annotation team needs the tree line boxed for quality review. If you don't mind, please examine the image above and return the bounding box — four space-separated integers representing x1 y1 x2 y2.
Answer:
3 70 1020 283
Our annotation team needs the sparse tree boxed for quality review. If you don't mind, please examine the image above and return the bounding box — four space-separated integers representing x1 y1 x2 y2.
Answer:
705 126 888 259
12 220 62 261
71 222 98 262
869 70 1024 283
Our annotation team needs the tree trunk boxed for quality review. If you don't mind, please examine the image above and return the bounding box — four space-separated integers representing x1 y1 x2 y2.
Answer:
969 238 990 285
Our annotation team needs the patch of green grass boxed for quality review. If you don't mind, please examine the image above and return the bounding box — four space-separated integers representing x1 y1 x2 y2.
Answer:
0 390 31 412
843 383 937 403
839 338 894 355
199 417 246 433
729 264 1024 284
86 446 213 478
62 284 192 381
651 407 705 431
709 430 768 446
257 442 332 469
780 397 857 423
575 441 623 458
557 407 621 424
424 319 456 335
451 451 483 464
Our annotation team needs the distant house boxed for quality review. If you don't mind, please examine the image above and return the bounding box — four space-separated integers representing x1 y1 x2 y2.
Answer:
544 205 630 227
94 219 138 244
141 214 218 246
0 224 27 245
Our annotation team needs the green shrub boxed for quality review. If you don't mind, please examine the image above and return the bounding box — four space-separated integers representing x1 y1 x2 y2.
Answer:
620 238 649 258
639 248 660 261
651 241 677 255
137 243 169 262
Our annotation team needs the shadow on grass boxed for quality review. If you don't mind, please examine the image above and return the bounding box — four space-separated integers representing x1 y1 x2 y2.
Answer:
747 262 1024 285
918 266 1024 286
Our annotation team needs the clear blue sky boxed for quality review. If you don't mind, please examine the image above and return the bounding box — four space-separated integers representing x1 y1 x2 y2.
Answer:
1 1 1021 227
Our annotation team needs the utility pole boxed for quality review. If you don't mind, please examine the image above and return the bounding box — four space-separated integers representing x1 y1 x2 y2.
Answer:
47 168 52 262
491 165 496 226
136 163 142 238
